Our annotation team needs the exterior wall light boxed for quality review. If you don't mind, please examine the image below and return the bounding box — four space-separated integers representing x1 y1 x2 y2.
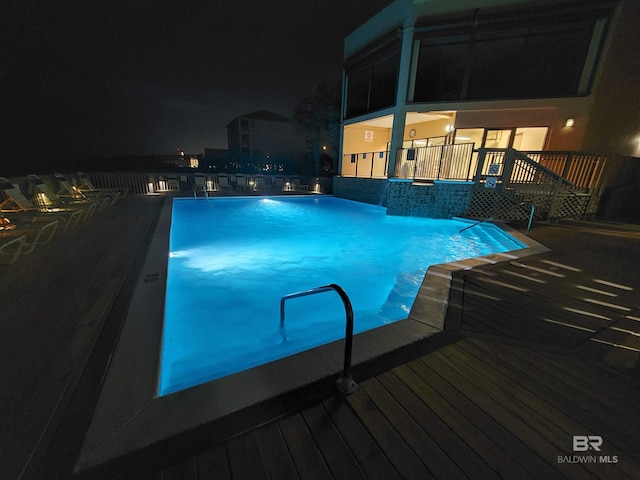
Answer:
565 118 575 127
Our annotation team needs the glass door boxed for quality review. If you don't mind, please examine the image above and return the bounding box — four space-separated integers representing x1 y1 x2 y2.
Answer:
483 129 513 149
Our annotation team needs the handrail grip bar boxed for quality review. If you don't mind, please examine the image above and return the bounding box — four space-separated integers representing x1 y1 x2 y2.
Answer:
280 283 356 395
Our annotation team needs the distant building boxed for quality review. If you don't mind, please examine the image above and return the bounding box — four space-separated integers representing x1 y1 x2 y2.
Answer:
201 147 229 171
339 0 640 178
226 110 306 173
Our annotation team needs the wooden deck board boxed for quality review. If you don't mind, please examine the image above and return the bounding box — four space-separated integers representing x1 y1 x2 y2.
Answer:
430 343 624 480
409 354 555 480
302 404 367 480
346 384 434 480
278 412 333 480
196 444 231 480
322 397 401 480
253 422 300 480
360 376 467 480
374 370 499 480
227 433 268 480
460 340 640 451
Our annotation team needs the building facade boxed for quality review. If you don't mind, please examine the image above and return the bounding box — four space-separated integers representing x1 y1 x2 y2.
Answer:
226 110 306 173
338 0 640 181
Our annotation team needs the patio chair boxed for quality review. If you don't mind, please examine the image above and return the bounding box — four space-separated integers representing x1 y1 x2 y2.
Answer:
0 177 82 232
55 173 112 209
28 174 97 220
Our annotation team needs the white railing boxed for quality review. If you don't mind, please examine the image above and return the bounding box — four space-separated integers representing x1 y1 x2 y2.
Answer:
341 151 389 178
394 143 476 181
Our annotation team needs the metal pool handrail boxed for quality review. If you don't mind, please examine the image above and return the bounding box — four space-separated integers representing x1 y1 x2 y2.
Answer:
280 283 357 395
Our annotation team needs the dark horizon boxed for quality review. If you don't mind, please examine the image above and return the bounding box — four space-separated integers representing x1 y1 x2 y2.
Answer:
3 1 390 173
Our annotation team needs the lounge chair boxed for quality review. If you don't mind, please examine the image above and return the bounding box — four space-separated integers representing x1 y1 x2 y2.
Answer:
76 172 127 198
272 175 285 191
234 174 249 191
290 176 308 191
254 174 268 191
0 234 26 265
167 174 179 191
194 173 207 196
54 173 112 209
28 174 97 220
0 214 59 255
0 177 82 232
215 174 233 191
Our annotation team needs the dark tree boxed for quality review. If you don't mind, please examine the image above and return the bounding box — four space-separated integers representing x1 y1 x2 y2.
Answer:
292 80 341 176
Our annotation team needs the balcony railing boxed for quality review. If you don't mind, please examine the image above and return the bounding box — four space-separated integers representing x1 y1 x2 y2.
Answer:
394 143 476 181
341 151 389 178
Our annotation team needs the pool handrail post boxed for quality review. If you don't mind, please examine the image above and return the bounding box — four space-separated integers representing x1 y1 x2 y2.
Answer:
279 283 357 395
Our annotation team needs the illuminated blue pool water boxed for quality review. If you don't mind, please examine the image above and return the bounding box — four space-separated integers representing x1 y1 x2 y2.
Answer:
160 196 525 395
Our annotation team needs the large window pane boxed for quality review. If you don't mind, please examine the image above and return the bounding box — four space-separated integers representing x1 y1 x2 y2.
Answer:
346 69 370 117
467 36 527 100
369 54 400 110
520 29 592 97
414 40 468 102
412 9 604 103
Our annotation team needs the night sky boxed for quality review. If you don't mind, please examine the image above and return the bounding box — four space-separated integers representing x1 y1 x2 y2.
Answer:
3 0 389 170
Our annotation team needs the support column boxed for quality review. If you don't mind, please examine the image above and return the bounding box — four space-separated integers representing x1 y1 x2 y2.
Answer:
387 26 415 178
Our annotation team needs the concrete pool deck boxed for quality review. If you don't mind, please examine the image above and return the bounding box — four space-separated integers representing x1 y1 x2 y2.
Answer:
0 192 640 479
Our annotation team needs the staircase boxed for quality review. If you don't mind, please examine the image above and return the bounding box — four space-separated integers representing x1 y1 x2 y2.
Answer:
466 148 608 221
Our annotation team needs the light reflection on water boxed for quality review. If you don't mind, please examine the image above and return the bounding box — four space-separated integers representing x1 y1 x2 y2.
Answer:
160 196 524 394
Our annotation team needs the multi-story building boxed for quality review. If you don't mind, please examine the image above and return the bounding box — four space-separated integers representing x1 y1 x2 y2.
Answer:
336 0 640 220
226 110 306 173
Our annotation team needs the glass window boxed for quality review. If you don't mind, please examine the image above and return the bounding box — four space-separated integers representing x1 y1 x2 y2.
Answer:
411 7 606 103
467 36 527 100
414 39 468 102
369 54 400 110
346 69 370 117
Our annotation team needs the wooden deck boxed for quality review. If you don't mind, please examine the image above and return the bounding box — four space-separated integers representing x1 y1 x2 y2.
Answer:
1 195 639 480
161 336 640 480
454 221 640 372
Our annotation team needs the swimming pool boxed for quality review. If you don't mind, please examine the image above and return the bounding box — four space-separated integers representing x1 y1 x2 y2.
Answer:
78 195 549 472
160 196 525 395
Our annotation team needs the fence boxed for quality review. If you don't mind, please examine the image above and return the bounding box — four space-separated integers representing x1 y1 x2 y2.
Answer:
522 151 608 192
87 172 323 194
340 151 389 178
393 143 475 181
